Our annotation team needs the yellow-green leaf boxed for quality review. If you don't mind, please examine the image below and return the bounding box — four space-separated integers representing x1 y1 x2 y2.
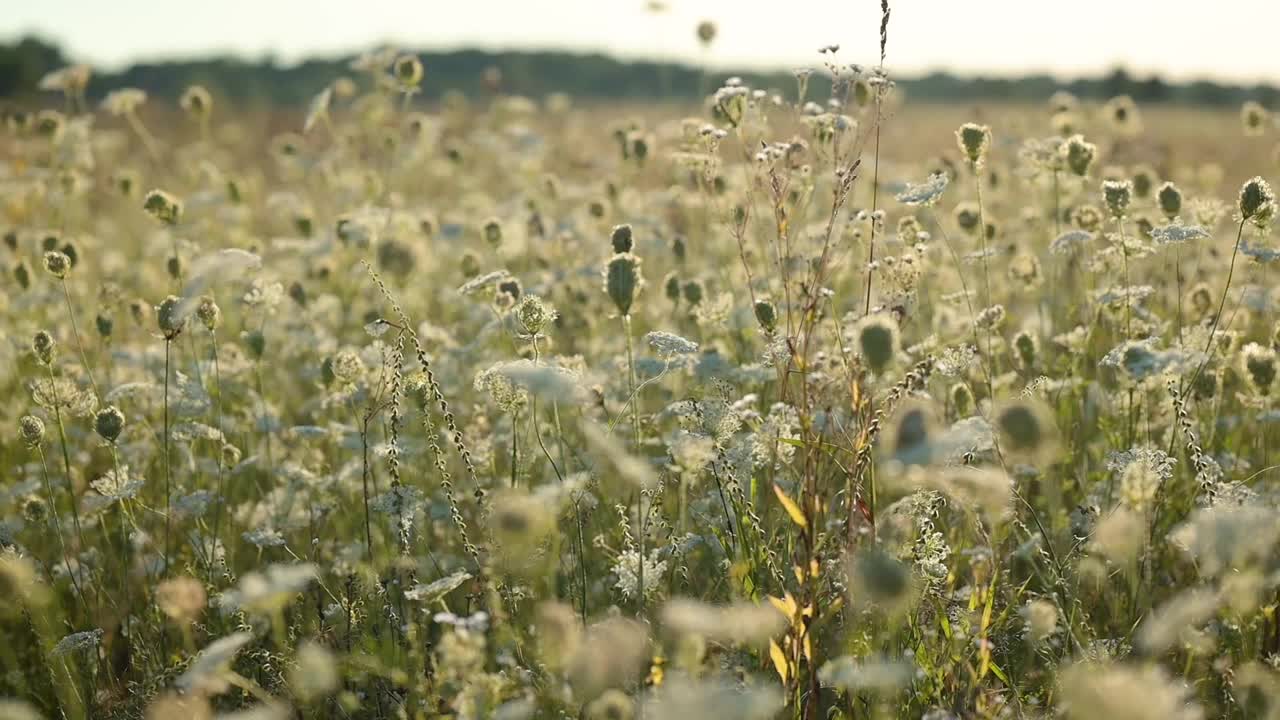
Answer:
772 483 807 529
769 639 789 684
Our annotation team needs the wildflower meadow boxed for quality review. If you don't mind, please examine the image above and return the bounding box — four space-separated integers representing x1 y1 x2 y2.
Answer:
5 8 1280 719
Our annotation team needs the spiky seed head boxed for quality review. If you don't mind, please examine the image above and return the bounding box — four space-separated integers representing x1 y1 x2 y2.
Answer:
94 405 125 443
994 399 1059 464
663 272 681 303
32 331 55 366
1242 101 1268 137
955 123 992 166
516 294 556 336
1157 181 1183 220
196 296 221 331
670 235 686 262
1131 165 1157 199
143 189 183 225
42 250 70 279
1102 179 1133 219
610 224 634 253
954 202 981 235
1062 134 1096 177
754 299 778 333
156 295 186 338
681 279 703 306
393 55 424 88
855 314 899 374
19 415 45 448
496 278 523 309
1239 176 1276 228
1241 342 1278 396
482 218 503 247
179 85 213 118
885 399 935 466
1072 204 1103 232
1103 95 1141 135
604 253 645 316
1013 330 1038 369
696 19 717 45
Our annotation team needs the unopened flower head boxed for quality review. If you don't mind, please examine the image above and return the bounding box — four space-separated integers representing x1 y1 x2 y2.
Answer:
1242 100 1268 137
179 85 213 118
1238 176 1275 228
156 295 186 338
855 314 899 374
42 250 71 279
32 331 55 366
196 296 221 331
610 224 634 253
955 123 992 166
143 189 183 225
94 405 125 443
1062 134 1096 177
604 253 645 316
1102 179 1133 218
1240 342 1278 396
1157 181 1183 220
19 415 45 448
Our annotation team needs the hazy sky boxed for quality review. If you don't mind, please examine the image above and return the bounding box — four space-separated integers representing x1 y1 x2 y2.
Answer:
6 0 1280 84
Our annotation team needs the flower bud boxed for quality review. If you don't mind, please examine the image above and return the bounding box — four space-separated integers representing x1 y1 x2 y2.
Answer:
196 296 221 331
1239 176 1276 228
1156 181 1182 220
32 331 55 366
156 295 186 338
955 123 991 167
42 250 70 279
1061 135 1096 177
94 405 125 443
604 253 645 316
610 224 634 253
1102 179 1132 218
143 189 183 225
754 299 778 333
19 415 45 447
394 55 424 89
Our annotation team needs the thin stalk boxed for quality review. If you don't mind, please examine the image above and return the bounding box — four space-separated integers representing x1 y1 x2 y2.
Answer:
59 280 99 400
